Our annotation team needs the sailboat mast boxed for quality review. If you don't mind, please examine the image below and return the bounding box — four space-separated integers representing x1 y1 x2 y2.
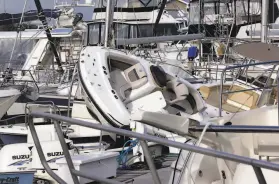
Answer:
104 0 115 47
34 0 63 72
261 0 269 43
153 0 167 36
198 0 203 63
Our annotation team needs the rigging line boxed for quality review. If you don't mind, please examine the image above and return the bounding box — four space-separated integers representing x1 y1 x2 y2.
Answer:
221 17 235 64
115 0 123 50
2 29 46 72
132 5 141 37
34 0 63 72
171 139 192 184
151 3 155 35
173 3 188 23
176 139 197 184
186 122 211 184
7 0 29 69
13 29 45 74
3 0 6 13
228 91 254 122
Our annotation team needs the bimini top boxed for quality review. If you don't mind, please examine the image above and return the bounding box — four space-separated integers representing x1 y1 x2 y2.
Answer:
0 9 60 26
0 28 74 39
233 42 279 62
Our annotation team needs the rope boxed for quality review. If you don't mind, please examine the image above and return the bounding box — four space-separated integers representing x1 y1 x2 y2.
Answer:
7 0 29 69
117 139 139 168
186 122 211 184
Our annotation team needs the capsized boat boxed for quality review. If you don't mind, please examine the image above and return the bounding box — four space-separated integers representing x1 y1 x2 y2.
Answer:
78 46 207 128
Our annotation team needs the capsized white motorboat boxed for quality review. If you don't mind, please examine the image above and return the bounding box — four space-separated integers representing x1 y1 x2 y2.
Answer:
78 46 207 128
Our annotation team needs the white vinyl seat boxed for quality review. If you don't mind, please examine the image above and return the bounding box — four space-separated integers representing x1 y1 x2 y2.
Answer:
112 63 157 104
109 69 128 100
110 64 157 103
166 79 189 105
120 63 148 98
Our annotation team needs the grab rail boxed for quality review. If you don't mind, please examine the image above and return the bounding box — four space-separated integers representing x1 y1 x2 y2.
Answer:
0 69 39 92
27 112 279 184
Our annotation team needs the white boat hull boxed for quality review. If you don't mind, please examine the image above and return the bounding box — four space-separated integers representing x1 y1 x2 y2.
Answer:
0 89 21 119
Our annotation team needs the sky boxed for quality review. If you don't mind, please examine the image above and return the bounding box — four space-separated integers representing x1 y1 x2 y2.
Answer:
0 0 188 14
0 0 80 13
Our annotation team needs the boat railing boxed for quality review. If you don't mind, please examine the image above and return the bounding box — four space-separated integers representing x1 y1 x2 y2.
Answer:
54 0 94 8
191 57 279 85
26 65 76 86
0 63 77 94
29 66 63 85
25 101 62 125
192 60 240 82
27 112 279 184
218 60 279 117
133 44 249 83
158 61 200 79
144 52 251 83
0 67 39 92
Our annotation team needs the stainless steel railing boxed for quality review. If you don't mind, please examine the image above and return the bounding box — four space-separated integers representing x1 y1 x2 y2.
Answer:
27 112 279 184
219 60 279 118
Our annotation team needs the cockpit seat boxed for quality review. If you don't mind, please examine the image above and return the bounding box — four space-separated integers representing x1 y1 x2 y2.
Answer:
119 63 156 104
150 65 167 87
166 79 189 105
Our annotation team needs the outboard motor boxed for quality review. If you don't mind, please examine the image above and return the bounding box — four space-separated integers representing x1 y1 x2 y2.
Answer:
72 12 87 38
0 143 32 171
73 13 83 26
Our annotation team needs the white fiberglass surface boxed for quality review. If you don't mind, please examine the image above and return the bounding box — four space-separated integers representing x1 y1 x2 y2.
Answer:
80 47 205 128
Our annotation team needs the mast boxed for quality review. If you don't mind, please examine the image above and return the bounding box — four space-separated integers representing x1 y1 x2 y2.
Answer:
104 0 115 47
198 0 203 64
153 0 167 36
34 0 63 72
261 0 269 43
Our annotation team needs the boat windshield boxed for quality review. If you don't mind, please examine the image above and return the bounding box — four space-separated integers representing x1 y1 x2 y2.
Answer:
189 1 260 24
87 22 179 45
189 2 228 24
0 38 38 69
129 24 179 38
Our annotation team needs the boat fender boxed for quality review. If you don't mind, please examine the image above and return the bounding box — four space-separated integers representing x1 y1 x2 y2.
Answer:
188 46 198 61
224 122 232 126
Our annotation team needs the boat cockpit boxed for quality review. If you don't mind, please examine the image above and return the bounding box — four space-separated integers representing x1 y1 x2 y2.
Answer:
106 54 205 116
